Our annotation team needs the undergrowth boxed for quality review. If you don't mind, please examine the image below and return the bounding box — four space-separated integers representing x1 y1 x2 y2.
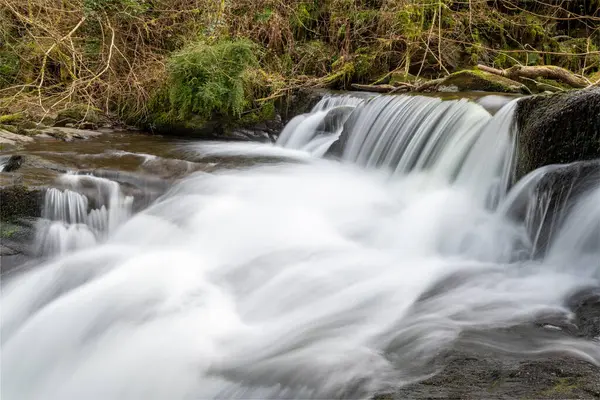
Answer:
0 0 598 128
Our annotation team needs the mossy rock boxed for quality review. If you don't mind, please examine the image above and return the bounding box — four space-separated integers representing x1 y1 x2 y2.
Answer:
55 105 102 128
516 87 600 179
145 113 223 139
389 72 419 86
0 185 45 222
0 113 25 125
0 124 18 133
423 70 531 94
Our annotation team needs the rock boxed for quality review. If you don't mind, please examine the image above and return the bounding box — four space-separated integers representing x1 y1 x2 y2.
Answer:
0 113 26 125
40 127 104 141
516 87 600 179
278 88 326 122
520 160 600 256
378 353 600 400
55 105 102 128
0 129 34 150
0 124 18 133
419 70 531 94
0 155 24 172
567 289 600 339
0 220 36 274
0 185 45 222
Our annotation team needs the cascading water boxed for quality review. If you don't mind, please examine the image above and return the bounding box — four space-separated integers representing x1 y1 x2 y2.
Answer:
34 174 134 256
2 94 599 400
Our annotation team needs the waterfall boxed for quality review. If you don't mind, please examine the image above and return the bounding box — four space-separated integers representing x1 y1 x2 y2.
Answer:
2 93 599 400
275 94 366 156
35 174 134 256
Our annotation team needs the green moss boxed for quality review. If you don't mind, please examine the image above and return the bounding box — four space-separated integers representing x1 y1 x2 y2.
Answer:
0 113 25 125
542 377 580 396
0 124 18 133
534 78 571 92
0 223 19 239
437 70 530 94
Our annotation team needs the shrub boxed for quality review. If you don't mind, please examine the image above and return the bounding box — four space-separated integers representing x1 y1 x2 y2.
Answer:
166 39 259 120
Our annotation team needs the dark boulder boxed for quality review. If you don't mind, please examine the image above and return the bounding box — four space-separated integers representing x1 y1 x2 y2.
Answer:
516 87 600 179
277 88 326 123
0 185 45 222
520 160 600 257
0 155 23 172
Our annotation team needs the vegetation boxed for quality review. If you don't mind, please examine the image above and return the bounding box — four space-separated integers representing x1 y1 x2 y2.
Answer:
0 0 599 130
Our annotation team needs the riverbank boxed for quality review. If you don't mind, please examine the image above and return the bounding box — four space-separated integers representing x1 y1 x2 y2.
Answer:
1 0 599 134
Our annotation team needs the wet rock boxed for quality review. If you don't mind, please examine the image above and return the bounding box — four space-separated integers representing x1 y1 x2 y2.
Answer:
516 87 600 179
278 89 327 122
419 70 531 94
0 155 23 172
0 185 45 222
375 349 600 400
0 220 36 274
567 289 600 339
40 127 104 141
521 160 600 256
0 129 34 144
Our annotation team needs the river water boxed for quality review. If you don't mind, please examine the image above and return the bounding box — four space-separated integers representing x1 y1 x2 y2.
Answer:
1 93 599 399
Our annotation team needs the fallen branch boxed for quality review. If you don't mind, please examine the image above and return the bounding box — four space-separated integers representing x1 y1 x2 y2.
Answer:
477 64 588 88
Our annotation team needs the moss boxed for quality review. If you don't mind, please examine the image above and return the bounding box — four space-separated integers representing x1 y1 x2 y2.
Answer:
55 105 102 127
542 377 580 396
534 78 572 92
389 72 419 85
0 222 19 239
0 185 44 222
0 124 18 133
434 70 530 94
0 113 25 125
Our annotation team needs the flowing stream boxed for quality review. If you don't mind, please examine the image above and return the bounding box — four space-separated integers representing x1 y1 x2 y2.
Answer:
2 94 599 399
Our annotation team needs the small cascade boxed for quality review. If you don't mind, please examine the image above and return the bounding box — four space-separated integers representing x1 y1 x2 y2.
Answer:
35 174 134 256
500 160 600 257
276 94 365 156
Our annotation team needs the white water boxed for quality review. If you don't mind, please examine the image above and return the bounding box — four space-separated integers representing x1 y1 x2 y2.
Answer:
2 94 600 400
34 174 134 256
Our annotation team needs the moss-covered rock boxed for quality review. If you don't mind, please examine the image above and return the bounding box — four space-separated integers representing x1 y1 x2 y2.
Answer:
0 113 26 125
516 87 600 178
421 70 531 94
0 185 44 222
55 105 102 128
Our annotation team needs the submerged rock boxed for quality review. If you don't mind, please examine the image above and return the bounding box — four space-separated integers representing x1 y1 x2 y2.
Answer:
516 87 600 179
